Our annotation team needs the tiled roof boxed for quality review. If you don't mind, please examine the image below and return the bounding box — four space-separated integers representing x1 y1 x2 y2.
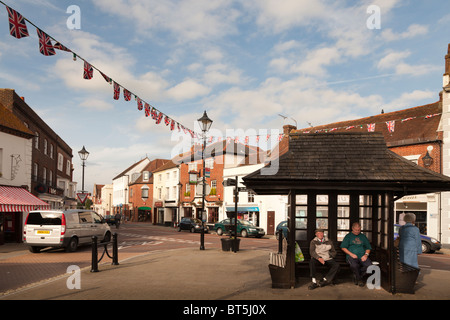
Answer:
243 132 450 195
294 101 442 147
0 103 34 138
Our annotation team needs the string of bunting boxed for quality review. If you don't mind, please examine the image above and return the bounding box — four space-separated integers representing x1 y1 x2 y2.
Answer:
1 1 202 139
0 2 443 148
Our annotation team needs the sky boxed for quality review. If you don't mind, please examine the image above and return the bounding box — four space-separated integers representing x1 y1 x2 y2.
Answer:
1 0 450 194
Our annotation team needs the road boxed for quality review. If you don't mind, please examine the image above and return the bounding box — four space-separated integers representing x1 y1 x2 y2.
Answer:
1 223 448 295
0 223 277 294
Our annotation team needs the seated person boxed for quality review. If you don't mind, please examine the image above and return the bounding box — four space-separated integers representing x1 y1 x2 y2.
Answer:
341 222 372 287
308 229 340 290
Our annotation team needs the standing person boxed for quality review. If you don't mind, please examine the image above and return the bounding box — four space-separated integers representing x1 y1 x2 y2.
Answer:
341 222 372 287
399 213 421 269
308 229 340 290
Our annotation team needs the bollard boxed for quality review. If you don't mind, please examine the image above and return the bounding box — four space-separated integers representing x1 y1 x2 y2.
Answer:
91 235 99 272
112 233 119 265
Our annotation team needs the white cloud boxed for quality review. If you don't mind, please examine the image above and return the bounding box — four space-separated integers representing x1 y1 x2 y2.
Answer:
166 79 211 101
381 24 429 42
79 98 114 111
377 50 439 76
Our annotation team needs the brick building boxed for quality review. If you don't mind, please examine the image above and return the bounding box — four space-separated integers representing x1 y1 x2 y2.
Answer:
0 89 77 209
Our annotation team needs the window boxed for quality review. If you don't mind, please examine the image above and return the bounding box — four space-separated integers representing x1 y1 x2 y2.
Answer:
143 171 150 182
337 195 350 241
58 153 63 171
34 132 39 149
44 139 48 155
43 167 47 184
295 194 308 241
49 144 54 159
359 195 373 241
33 163 38 180
205 158 214 169
189 162 197 172
79 211 93 223
141 186 149 199
66 160 71 175
248 190 255 203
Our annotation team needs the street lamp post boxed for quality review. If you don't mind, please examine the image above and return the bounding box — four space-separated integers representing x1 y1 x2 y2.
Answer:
78 146 90 193
197 111 213 250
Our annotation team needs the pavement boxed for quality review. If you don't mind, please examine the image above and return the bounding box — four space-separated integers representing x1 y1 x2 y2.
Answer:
1 242 450 301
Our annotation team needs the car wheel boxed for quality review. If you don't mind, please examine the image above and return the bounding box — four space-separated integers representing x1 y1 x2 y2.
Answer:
29 246 41 253
177 226 182 232
217 228 223 236
241 229 248 238
66 237 78 252
190 227 195 233
422 241 431 253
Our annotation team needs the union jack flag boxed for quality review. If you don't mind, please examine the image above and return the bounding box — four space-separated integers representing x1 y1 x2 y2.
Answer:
123 89 131 101
113 82 120 100
164 115 170 126
37 28 55 56
83 61 93 79
6 6 29 39
367 123 376 132
156 112 163 124
386 120 395 133
137 97 143 110
151 108 157 120
100 71 111 83
144 103 150 116
53 42 71 52
170 119 175 131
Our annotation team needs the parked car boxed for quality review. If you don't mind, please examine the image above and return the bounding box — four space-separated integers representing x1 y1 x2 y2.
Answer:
394 224 441 253
276 220 288 240
24 209 111 253
214 219 265 238
177 217 208 233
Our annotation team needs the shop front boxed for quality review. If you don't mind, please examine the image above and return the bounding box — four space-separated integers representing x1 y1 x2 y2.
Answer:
0 185 50 244
225 206 260 226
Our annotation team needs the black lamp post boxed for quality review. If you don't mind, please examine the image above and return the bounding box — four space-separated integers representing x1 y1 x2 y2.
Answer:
197 111 213 250
78 146 89 193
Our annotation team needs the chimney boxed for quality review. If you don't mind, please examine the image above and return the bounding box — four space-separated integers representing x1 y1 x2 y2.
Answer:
283 124 296 135
445 43 450 76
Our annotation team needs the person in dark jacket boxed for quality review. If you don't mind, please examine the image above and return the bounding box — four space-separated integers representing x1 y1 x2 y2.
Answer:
308 229 340 290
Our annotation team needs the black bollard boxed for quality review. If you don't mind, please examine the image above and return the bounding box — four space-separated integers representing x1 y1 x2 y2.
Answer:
112 233 119 265
278 229 283 254
91 235 99 272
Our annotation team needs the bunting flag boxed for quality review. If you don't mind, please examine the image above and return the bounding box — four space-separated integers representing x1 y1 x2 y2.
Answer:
170 119 175 131
100 71 111 83
367 123 375 132
386 120 395 133
164 115 170 126
6 6 29 39
53 42 71 52
156 112 163 124
151 107 157 120
123 88 131 101
113 82 120 100
83 61 93 79
137 97 143 110
36 28 55 56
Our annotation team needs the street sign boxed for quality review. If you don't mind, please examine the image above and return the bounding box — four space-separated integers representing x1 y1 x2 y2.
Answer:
223 178 236 187
205 167 210 178
77 192 89 204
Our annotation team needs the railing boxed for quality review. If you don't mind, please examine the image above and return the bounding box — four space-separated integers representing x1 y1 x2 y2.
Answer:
90 233 119 273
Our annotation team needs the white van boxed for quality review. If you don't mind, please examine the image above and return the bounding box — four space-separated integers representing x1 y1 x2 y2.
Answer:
24 209 112 253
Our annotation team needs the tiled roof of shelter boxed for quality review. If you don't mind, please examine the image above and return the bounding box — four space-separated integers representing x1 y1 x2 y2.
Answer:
243 132 450 195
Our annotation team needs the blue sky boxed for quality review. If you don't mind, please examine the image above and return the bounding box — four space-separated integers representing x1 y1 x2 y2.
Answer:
1 0 450 193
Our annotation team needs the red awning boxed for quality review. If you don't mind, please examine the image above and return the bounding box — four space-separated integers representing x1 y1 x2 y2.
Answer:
0 186 50 212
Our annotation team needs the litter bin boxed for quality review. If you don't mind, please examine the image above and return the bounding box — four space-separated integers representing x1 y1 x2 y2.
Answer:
221 238 240 252
268 264 291 289
395 262 420 294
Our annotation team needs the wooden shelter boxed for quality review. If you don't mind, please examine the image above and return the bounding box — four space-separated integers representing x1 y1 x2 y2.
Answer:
243 132 450 293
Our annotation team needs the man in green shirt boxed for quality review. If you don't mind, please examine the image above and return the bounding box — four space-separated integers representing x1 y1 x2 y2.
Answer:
341 222 372 287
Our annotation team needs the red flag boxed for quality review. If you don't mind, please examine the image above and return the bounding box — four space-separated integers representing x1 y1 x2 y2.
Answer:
137 97 143 110
386 120 395 133
367 123 376 132
6 6 29 39
124 89 131 101
36 28 55 56
53 42 71 52
113 82 120 100
83 61 93 79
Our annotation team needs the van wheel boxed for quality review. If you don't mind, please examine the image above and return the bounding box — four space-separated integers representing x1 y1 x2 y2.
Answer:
216 228 223 236
29 246 41 253
66 238 78 252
